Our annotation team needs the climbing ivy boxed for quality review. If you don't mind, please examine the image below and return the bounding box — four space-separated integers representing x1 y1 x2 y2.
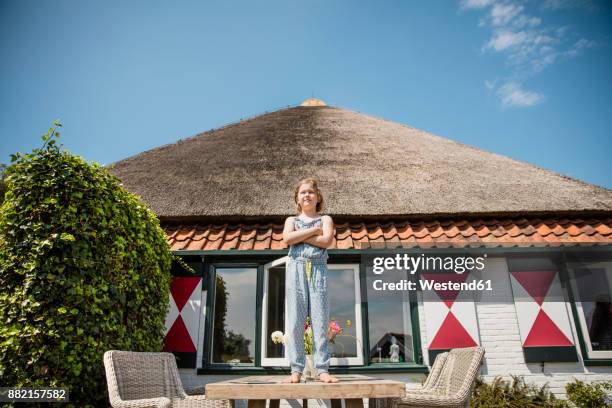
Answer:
0 122 172 407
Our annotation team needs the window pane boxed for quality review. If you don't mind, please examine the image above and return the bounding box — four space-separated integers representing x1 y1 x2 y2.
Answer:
366 266 414 363
570 262 612 352
328 267 358 359
211 268 256 364
266 266 285 358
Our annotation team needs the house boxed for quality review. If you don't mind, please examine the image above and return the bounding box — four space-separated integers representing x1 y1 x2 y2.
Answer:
110 99 612 399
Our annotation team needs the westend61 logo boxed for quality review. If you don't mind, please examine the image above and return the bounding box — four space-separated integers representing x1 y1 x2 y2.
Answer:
372 253 487 275
370 253 492 292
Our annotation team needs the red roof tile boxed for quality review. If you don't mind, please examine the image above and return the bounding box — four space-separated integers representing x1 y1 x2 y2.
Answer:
165 218 612 251
596 222 612 235
174 228 195 241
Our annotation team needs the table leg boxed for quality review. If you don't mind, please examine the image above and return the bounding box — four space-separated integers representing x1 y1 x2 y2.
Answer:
345 399 364 408
303 399 308 408
368 399 386 408
269 400 280 408
247 400 266 408
331 400 342 408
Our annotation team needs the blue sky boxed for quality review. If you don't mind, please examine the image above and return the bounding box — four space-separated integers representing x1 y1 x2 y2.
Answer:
1 0 611 188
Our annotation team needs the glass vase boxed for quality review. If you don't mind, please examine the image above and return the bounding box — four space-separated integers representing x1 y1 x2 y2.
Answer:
303 353 315 381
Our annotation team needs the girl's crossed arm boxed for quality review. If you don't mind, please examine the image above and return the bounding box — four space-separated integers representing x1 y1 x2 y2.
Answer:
304 216 334 249
282 216 322 245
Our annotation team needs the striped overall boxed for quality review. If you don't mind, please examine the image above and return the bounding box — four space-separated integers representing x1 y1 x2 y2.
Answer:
286 217 330 375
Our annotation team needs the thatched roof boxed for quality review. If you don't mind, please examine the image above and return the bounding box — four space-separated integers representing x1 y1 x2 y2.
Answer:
109 104 612 220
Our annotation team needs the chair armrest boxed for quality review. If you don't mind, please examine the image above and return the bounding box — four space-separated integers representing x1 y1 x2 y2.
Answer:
396 392 466 408
109 396 172 408
174 395 232 408
400 388 436 394
182 395 210 405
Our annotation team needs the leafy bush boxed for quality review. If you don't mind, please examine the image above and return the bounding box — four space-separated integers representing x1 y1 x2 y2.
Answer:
565 379 612 408
0 163 7 205
470 375 569 408
0 123 173 407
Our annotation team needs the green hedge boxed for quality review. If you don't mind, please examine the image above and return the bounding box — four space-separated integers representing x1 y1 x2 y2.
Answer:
0 123 172 407
470 375 568 407
471 376 612 407
565 379 612 408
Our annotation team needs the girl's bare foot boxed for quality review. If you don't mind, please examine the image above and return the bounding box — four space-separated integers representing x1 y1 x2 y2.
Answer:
317 373 339 383
282 372 302 383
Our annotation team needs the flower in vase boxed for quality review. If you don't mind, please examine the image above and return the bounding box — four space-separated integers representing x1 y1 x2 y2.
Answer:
271 330 285 345
277 317 354 355
304 322 314 355
327 319 343 343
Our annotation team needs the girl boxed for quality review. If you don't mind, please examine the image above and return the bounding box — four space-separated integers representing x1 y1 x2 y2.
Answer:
282 178 338 383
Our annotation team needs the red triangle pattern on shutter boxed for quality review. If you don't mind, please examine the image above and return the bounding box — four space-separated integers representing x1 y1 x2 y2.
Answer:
429 311 477 350
511 271 556 306
163 315 197 352
170 277 201 311
421 273 470 308
523 309 573 347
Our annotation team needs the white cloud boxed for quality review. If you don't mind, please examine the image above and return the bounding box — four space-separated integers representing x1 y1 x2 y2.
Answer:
530 52 557 72
564 38 598 57
486 31 529 51
533 34 554 45
497 82 544 107
477 4 594 75
478 2 540 29
461 0 598 106
460 0 495 10
490 3 523 26
513 15 541 28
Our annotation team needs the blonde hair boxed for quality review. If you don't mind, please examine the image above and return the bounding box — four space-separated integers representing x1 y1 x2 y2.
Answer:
293 178 324 213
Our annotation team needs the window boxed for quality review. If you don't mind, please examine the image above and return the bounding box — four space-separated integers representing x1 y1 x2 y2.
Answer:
210 267 257 365
261 258 364 366
567 260 612 360
365 264 416 364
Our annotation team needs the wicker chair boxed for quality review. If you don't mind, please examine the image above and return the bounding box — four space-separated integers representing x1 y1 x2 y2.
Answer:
415 352 449 393
104 350 231 408
370 352 450 408
390 347 485 408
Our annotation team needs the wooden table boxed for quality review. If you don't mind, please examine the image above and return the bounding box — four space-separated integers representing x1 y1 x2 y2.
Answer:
205 374 406 408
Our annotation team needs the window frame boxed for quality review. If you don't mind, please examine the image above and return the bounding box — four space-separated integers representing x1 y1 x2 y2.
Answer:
202 261 262 370
364 262 422 366
261 256 290 367
563 255 612 363
324 263 365 366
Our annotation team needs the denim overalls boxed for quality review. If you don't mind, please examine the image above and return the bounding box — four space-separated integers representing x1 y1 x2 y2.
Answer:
286 217 330 375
